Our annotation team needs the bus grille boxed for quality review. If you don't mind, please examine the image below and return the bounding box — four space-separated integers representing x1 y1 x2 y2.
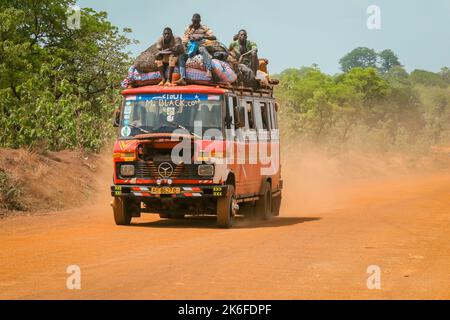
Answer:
117 162 211 180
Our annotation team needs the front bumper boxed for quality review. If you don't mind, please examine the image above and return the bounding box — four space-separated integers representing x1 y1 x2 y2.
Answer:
111 185 228 199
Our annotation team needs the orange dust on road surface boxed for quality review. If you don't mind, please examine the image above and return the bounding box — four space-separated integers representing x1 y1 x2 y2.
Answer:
1 153 450 299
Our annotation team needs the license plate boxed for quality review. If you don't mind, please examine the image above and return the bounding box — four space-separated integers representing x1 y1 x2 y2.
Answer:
150 187 181 195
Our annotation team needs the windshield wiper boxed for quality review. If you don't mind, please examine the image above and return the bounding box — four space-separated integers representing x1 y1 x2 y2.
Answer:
128 124 152 134
156 121 202 139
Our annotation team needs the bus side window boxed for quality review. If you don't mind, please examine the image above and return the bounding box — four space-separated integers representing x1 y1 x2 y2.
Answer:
245 100 256 131
253 100 263 131
268 102 275 130
269 102 279 130
259 102 271 131
226 96 236 130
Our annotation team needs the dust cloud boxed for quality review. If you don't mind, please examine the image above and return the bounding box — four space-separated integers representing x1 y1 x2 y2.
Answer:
280 143 450 217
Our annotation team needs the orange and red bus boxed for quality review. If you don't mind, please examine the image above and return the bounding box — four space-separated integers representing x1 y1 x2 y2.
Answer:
111 85 282 228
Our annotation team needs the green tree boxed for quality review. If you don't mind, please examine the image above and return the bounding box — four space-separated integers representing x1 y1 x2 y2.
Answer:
0 0 134 151
339 47 378 72
378 49 401 73
337 67 390 106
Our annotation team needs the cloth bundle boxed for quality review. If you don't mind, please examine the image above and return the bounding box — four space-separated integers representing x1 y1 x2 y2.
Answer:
133 44 159 73
256 70 269 87
211 59 238 84
121 66 213 88
186 68 212 82
121 66 161 87
204 40 229 60
236 64 257 87
185 54 206 71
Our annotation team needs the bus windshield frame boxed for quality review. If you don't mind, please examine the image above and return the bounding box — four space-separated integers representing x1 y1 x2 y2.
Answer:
119 93 224 139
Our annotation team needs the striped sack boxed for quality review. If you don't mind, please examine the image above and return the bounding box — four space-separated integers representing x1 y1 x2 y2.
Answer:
186 54 206 71
185 68 212 81
128 66 161 80
122 66 183 87
211 59 237 84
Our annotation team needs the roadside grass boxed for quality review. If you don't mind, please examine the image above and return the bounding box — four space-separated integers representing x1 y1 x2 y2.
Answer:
0 168 24 212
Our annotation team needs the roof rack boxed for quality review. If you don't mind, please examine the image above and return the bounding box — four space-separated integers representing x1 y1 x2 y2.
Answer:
229 85 274 98
187 81 275 98
123 80 277 98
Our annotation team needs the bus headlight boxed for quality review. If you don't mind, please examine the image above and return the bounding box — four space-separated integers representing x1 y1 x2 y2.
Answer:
120 164 135 177
198 165 214 177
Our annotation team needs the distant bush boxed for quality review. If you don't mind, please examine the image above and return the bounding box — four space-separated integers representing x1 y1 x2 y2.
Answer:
410 70 448 88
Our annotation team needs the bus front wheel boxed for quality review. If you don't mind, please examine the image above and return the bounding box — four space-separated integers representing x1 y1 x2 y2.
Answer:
112 197 133 226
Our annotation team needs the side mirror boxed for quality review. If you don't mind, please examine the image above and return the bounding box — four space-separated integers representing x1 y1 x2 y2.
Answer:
234 106 246 128
113 109 121 127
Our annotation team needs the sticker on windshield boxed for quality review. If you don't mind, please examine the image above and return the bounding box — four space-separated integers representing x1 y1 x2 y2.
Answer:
208 95 221 101
166 107 175 122
124 106 132 115
121 126 131 137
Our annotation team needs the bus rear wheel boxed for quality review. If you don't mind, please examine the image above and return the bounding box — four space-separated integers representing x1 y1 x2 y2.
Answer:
272 193 282 217
217 185 237 229
255 182 272 220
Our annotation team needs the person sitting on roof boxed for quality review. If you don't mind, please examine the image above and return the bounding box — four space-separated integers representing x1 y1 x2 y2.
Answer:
229 29 259 75
155 27 185 86
176 13 217 86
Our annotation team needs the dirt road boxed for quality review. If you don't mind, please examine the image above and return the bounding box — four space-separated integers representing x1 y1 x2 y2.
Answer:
1 157 450 299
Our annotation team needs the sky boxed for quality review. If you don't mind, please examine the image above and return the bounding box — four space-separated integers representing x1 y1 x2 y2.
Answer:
76 0 450 75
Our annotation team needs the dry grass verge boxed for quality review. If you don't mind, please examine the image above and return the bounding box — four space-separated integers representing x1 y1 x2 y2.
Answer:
0 149 105 218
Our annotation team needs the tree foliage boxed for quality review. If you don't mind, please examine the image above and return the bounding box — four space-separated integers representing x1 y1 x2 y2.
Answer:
339 47 378 72
0 0 134 151
378 49 401 73
276 61 450 153
410 69 448 88
339 47 402 74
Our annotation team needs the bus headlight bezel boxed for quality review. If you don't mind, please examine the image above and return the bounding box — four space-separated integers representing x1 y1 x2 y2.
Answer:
198 164 214 177
120 164 135 177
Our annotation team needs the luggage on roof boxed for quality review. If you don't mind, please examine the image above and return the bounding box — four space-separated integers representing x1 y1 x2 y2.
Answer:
122 32 277 91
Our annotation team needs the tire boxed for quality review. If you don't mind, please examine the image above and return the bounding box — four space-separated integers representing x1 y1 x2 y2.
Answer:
112 197 132 226
255 182 272 220
217 185 236 229
272 193 282 217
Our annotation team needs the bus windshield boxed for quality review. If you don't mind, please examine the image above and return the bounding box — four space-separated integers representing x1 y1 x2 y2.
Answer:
120 94 223 138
